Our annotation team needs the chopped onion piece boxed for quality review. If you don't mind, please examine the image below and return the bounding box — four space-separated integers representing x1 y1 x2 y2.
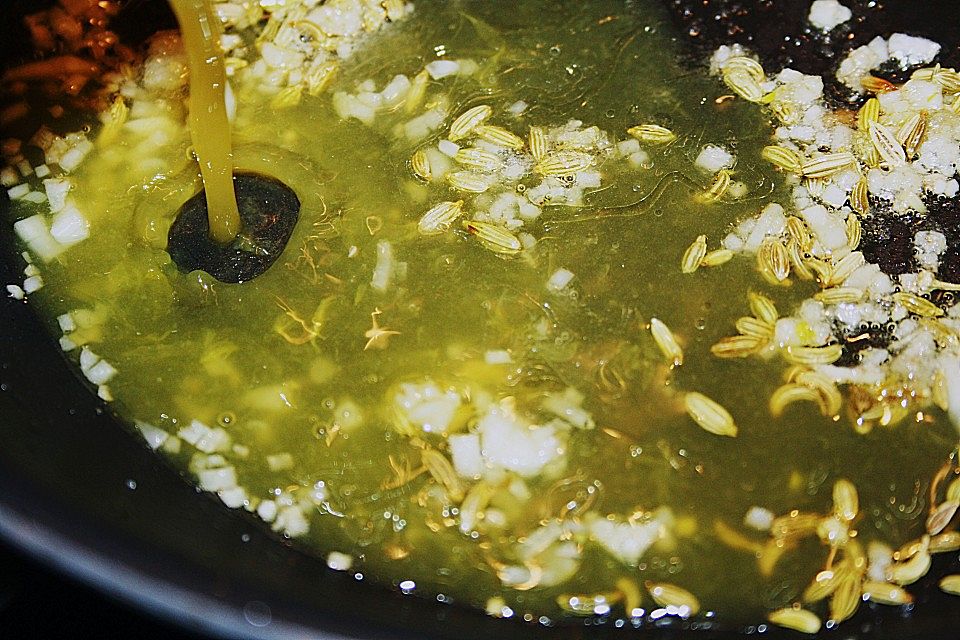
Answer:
425 60 459 79
57 312 75 332
6 184 30 200
13 215 64 262
370 239 394 292
84 359 117 385
484 350 513 365
449 433 483 479
218 486 247 509
326 551 354 571
266 452 294 471
79 346 99 371
257 500 278 523
135 420 170 450
273 505 309 537
198 466 238 492
178 419 231 453
546 268 575 292
43 178 70 212
22 275 43 293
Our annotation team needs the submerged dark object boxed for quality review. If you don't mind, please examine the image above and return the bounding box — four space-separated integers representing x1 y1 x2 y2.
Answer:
167 172 300 284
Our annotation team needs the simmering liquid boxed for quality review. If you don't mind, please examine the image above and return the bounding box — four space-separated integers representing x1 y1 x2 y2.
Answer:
6 0 958 627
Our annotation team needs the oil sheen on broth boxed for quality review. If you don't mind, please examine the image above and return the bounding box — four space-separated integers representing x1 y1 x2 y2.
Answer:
12 0 959 627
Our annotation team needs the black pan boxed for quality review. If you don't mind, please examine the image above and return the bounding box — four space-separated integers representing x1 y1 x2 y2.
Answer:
2 1 960 638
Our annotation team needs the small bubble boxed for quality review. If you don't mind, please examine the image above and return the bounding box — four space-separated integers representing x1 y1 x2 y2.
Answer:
243 601 272 627
241 533 251 542
125 479 137 490
695 318 707 330
217 411 236 427
605 109 616 119
549 45 561 56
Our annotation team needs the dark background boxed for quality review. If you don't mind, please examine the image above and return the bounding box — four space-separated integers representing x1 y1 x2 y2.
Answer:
0 541 203 639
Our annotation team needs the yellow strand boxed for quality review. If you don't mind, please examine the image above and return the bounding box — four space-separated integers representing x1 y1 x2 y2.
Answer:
168 0 241 244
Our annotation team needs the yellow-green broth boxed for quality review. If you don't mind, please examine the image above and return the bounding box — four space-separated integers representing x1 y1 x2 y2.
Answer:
11 0 957 625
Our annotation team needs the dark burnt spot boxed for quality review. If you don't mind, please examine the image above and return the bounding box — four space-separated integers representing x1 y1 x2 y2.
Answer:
925 196 960 284
873 60 916 87
834 322 893 368
660 1 960 283
853 195 960 285
935 246 960 286
859 211 918 276
930 288 960 309
662 0 960 107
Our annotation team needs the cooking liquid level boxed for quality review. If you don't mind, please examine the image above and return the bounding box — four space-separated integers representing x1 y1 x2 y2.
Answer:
19 0 958 625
